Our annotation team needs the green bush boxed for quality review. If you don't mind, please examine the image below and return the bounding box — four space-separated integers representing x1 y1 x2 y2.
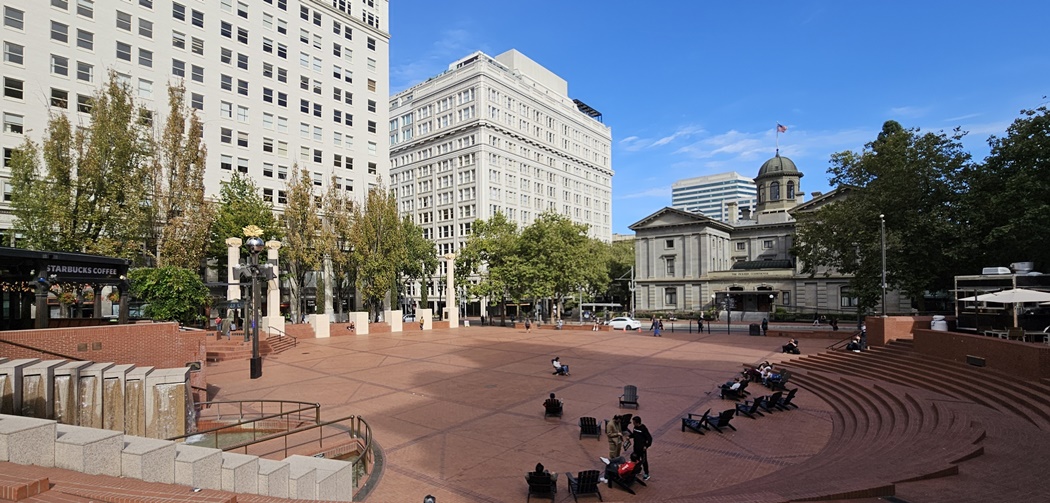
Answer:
128 267 210 325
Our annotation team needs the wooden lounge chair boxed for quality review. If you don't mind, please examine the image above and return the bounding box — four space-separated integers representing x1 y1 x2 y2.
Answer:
759 391 783 413
681 408 710 434
579 417 601 440
525 471 557 502
768 370 792 391
544 399 563 418
619 385 639 408
720 380 749 400
775 388 799 410
735 397 764 419
566 469 603 502
703 409 738 433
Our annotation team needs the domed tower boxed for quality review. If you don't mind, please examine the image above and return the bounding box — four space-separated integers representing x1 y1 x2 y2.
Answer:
754 153 803 224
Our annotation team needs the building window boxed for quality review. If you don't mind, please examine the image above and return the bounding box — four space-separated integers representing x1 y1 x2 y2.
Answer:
4 7 25 30
367 37 375 50
220 154 232 170
237 157 248 173
756 183 763 204
138 48 152 67
736 242 746 251
172 2 185 21
367 79 376 92
1 77 21 100
763 240 773 249
665 239 674 249
51 21 69 42
50 88 69 108
76 94 92 113
782 292 791 306
76 0 93 18
840 287 858 308
191 37 204 54
277 190 287 204
76 61 93 82
220 128 232 143
190 93 203 110
76 29 94 50
137 78 152 98
770 181 781 201
665 257 675 276
138 18 153 38
2 112 23 133
237 131 248 148
787 181 795 199
191 9 204 28
171 58 185 76
3 42 23 65
51 55 69 75
665 288 677 306
262 188 273 202
191 65 204 82
237 79 248 96
116 41 132 61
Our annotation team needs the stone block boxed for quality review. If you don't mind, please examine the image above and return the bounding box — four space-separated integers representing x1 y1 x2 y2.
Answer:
174 444 223 490
286 454 354 502
257 458 290 498
0 414 56 466
286 458 317 500
221 452 259 494
54 424 123 476
121 435 176 483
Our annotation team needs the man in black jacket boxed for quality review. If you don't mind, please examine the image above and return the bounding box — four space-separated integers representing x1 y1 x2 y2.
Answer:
628 416 652 480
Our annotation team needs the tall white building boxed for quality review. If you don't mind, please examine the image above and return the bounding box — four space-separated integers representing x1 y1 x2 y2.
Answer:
389 49 612 311
0 0 389 237
671 172 757 222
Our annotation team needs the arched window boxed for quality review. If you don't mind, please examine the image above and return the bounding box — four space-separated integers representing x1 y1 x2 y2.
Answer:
770 181 781 201
787 181 795 199
757 184 764 203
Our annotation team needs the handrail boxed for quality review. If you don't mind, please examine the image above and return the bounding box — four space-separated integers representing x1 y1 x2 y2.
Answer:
267 326 297 348
826 330 862 350
0 338 84 361
166 399 321 449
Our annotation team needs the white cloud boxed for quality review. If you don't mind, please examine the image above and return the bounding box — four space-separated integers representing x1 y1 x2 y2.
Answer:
888 105 931 118
618 186 671 200
390 29 474 92
616 125 705 152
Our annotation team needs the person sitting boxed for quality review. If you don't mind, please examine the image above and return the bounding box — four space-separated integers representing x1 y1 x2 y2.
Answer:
845 335 863 352
600 453 645 491
556 319 565 330
719 377 746 399
760 364 781 386
532 462 557 483
551 357 569 376
782 338 800 354
543 393 563 416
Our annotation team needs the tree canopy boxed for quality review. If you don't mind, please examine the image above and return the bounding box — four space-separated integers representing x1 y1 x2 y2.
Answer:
207 172 280 274
350 184 404 316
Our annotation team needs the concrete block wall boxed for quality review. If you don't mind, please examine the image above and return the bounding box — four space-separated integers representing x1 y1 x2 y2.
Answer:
0 414 353 500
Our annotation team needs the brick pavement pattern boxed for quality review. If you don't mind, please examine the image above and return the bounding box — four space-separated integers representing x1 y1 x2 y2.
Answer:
6 324 1050 502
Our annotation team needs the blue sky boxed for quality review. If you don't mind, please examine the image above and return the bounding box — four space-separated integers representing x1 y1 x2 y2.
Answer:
389 1 1050 234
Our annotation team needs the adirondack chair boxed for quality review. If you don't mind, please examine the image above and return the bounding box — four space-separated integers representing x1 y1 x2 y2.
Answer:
544 398 563 418
619 385 639 408
768 370 792 391
735 397 765 419
681 408 710 434
579 416 601 440
775 388 799 409
759 391 783 413
566 469 603 502
720 379 749 400
703 408 738 433
603 456 647 495
526 471 557 502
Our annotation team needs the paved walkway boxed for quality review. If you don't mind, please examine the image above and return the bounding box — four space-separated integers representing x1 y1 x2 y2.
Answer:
206 324 831 502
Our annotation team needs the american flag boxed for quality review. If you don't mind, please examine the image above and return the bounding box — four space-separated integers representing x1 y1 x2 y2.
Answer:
777 123 788 133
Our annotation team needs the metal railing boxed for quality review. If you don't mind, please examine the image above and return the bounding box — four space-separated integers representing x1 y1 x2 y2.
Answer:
0 338 83 361
266 325 297 349
166 399 373 489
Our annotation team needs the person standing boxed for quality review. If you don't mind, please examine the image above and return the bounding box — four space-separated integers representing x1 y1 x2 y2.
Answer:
650 317 661 337
761 318 769 336
629 416 652 480
525 317 532 333
605 415 624 459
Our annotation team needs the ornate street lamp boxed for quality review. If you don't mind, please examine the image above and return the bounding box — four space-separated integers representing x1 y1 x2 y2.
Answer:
880 214 887 317
244 227 267 379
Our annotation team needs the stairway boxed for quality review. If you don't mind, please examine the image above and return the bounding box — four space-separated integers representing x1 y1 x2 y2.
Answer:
205 336 273 363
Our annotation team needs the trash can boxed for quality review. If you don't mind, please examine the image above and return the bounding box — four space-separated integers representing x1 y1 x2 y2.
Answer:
749 323 762 336
931 315 948 331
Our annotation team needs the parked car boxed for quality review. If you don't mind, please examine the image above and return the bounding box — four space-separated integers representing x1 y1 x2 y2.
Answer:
608 316 642 330
403 314 416 322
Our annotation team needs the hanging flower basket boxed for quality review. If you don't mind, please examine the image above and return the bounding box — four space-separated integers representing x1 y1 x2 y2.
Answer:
83 291 94 302
107 291 120 302
59 292 77 306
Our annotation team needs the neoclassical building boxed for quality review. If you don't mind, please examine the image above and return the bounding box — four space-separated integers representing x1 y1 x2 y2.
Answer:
631 154 908 317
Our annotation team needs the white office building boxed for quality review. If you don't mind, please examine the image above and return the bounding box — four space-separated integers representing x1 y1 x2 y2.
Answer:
671 171 757 222
0 0 389 236
389 49 612 312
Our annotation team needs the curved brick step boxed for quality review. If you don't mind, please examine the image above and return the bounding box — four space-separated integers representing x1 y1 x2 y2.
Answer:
879 340 1050 398
835 347 1050 428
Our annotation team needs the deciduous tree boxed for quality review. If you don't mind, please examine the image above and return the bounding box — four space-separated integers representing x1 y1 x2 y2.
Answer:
282 167 323 322
350 185 404 319
321 176 357 314
207 173 280 273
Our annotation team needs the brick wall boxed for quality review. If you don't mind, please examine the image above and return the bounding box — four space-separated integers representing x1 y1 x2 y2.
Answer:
913 329 1050 380
0 322 207 395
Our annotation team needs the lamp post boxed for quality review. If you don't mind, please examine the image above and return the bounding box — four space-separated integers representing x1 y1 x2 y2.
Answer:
769 293 775 320
246 235 265 379
726 293 731 334
880 213 887 317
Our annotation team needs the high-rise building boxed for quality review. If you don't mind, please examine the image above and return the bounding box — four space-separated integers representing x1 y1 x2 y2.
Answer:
671 172 757 222
0 0 389 236
388 49 613 310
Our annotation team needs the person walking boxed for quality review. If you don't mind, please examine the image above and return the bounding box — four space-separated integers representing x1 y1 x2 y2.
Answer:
628 416 652 480
761 318 769 336
650 317 661 337
525 317 532 333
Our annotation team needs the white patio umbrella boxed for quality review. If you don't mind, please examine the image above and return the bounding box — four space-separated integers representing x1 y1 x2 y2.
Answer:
957 288 1050 327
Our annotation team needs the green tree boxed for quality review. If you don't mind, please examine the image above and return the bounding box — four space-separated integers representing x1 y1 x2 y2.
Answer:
518 212 609 320
207 173 280 273
457 213 522 324
9 72 153 260
128 266 210 324
606 239 636 310
350 184 404 318
282 167 324 322
399 216 437 311
792 120 972 313
960 107 1050 271
149 84 212 269
320 176 357 315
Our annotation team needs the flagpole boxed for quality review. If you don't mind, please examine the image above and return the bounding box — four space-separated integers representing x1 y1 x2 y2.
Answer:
775 122 780 154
